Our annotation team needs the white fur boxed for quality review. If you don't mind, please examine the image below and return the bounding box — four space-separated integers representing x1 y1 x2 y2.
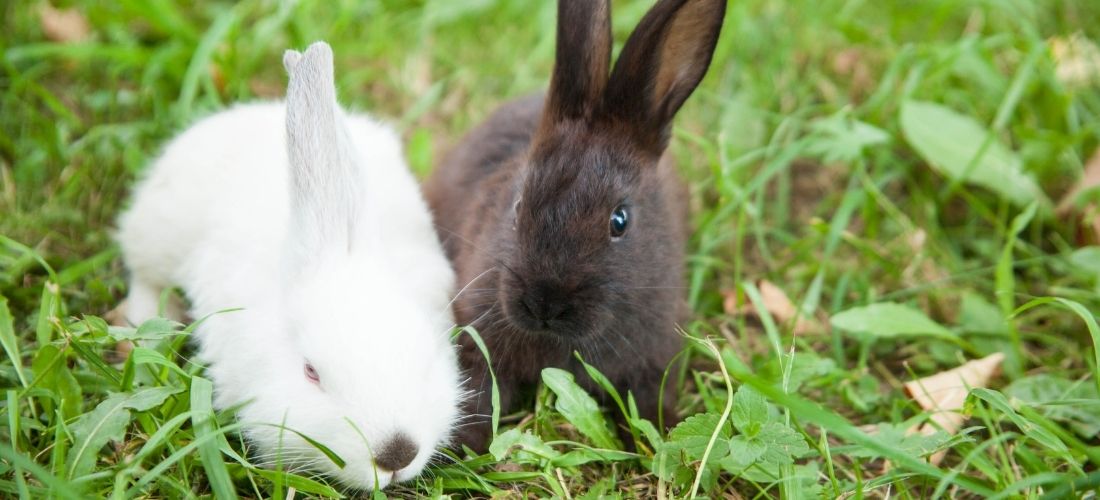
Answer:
116 42 460 491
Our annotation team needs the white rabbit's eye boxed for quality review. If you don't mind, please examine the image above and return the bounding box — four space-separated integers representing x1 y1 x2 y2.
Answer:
610 205 629 240
304 362 320 384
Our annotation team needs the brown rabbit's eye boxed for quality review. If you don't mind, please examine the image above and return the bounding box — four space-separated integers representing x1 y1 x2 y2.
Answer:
610 205 629 240
304 362 320 384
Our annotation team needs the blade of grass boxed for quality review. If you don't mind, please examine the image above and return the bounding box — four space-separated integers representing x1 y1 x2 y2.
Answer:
6 390 29 498
173 9 239 120
190 377 237 499
0 295 28 386
458 325 501 438
0 444 84 499
1012 296 1100 394
996 201 1038 377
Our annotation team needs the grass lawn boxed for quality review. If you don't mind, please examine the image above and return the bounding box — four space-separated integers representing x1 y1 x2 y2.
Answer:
3 0 1100 497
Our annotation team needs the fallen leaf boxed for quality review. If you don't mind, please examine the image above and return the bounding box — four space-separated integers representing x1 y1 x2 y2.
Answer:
1056 148 1100 213
758 281 825 335
38 3 91 43
723 281 826 335
1056 148 1100 244
831 48 875 100
903 352 1004 465
721 288 740 316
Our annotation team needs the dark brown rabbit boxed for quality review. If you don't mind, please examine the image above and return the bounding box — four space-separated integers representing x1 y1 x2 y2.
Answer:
425 0 726 451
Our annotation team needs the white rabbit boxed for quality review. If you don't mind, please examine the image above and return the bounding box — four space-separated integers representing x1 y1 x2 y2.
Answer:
116 41 460 491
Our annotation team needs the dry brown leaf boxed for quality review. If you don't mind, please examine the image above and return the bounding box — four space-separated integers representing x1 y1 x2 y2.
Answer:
722 281 826 335
758 280 824 335
38 3 91 43
831 48 875 100
1057 148 1100 244
903 352 1005 465
721 288 740 316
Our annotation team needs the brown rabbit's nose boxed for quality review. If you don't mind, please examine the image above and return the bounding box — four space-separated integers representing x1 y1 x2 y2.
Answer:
374 433 417 472
521 284 571 324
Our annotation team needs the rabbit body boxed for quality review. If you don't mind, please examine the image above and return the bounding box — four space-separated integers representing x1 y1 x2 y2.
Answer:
426 0 727 450
118 43 460 490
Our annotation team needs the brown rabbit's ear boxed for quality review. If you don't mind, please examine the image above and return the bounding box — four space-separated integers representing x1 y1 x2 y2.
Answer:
601 0 726 150
541 0 612 126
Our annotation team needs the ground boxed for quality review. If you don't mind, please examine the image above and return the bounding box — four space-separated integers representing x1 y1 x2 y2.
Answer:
2 0 1100 498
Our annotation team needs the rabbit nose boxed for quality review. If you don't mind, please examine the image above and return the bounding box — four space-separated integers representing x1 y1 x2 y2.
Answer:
374 433 418 472
521 288 569 323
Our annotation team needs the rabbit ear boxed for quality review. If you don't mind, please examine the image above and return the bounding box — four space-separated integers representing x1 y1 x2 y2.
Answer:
284 41 362 258
541 0 612 126
601 0 726 150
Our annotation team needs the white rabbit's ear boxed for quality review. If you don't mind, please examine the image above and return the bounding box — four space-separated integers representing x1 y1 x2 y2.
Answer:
283 49 303 73
284 41 362 260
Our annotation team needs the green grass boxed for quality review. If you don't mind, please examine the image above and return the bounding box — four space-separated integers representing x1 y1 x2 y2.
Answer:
3 0 1100 497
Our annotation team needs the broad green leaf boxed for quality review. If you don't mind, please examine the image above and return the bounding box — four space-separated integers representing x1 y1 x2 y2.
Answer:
842 423 952 459
552 447 636 467
754 422 810 466
730 385 768 435
105 314 187 342
653 412 728 487
760 351 836 393
31 345 82 418
664 412 732 460
131 347 190 378
723 435 766 470
1004 374 1100 437
830 302 955 340
574 352 627 421
630 416 663 449
66 387 180 478
959 292 1005 335
190 377 237 500
124 386 182 412
1069 247 1100 277
135 317 185 338
899 100 1048 208
805 110 890 164
488 429 559 463
541 368 618 449
723 422 809 477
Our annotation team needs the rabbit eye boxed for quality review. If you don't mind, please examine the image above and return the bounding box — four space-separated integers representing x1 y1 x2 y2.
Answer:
304 362 320 384
610 205 629 240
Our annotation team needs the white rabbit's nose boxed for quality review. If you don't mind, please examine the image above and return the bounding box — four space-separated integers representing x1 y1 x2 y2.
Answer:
373 432 418 472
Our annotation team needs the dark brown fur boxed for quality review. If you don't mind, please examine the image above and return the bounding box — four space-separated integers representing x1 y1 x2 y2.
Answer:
424 0 726 451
